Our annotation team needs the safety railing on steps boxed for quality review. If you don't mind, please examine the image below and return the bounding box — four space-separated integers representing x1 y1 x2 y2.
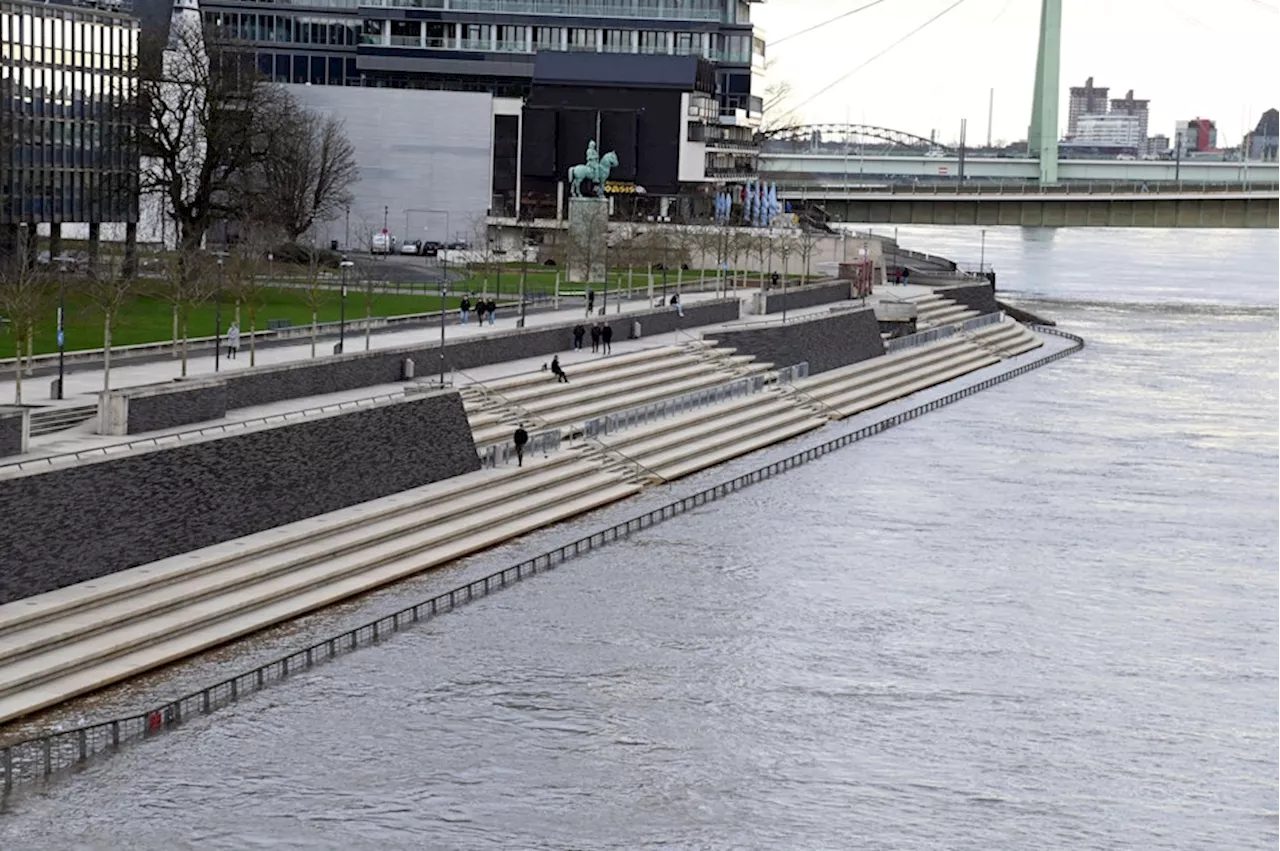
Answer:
884 311 1005 354
0 325 1083 798
477 429 562 468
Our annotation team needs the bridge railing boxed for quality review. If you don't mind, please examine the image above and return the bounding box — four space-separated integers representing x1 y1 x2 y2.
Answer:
771 179 1280 196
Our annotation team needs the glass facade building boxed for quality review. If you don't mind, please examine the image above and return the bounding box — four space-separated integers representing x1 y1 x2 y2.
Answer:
196 0 765 119
1 0 140 244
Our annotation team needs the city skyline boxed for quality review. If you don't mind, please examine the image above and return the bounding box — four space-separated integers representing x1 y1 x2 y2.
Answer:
756 0 1277 146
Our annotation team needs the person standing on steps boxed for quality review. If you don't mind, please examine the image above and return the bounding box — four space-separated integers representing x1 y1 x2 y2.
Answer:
227 321 240 359
600 323 613 355
590 322 601 353
573 323 585 350
460 295 471 325
550 355 569 383
513 424 529 467
587 288 595 317
475 298 488 327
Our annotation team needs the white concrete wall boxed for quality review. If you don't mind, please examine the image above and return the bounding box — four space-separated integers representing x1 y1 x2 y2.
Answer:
285 85 495 250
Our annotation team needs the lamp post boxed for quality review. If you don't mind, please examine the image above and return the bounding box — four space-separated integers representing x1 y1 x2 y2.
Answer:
438 275 447 388
518 225 529 328
979 228 987 273
338 258 354 354
54 255 67 400
213 254 225 372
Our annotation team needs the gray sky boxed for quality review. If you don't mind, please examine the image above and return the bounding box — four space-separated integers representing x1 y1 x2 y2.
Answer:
755 0 1279 146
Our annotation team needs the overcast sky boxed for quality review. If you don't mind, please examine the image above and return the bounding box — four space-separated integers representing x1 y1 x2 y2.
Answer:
754 0 1279 146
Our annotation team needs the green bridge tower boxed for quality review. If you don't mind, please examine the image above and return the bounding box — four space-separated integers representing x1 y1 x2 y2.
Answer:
1027 0 1063 185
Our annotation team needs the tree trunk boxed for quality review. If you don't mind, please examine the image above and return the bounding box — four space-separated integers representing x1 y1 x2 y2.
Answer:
365 293 372 351
180 315 189 377
24 326 33 377
13 340 22 404
311 310 317 357
249 305 258 367
103 313 113 392
172 305 179 358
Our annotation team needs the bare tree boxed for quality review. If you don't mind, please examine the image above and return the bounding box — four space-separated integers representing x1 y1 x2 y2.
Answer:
138 25 294 257
152 248 215 377
221 235 271 366
761 59 801 134
796 227 825 283
252 106 358 244
83 258 136 391
0 262 53 403
297 250 330 358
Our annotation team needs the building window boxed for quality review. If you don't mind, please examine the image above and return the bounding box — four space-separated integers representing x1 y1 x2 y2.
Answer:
639 30 669 54
533 26 562 51
568 27 595 50
425 22 455 48
496 24 526 51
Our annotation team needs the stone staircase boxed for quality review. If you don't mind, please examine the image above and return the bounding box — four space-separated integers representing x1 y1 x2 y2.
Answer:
908 292 982 330
29 404 97 437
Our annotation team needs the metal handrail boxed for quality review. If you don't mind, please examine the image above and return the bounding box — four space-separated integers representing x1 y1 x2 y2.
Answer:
0 391 407 475
884 312 1003 354
0 324 1085 798
582 373 768 440
453 367 545 429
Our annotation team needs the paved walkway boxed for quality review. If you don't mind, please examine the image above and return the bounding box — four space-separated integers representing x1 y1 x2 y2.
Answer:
3 282 940 464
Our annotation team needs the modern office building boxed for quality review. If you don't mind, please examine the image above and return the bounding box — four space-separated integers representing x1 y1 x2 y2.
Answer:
0 0 141 266
1066 76 1109 137
1174 117 1218 155
1073 114 1142 149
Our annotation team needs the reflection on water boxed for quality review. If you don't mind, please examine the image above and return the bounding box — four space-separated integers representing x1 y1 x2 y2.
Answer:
1 228 1275 851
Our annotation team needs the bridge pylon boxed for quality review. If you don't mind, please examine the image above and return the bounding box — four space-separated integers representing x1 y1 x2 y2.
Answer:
1027 0 1062 185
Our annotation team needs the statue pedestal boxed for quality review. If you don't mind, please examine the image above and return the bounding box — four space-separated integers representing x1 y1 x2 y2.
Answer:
566 196 609 285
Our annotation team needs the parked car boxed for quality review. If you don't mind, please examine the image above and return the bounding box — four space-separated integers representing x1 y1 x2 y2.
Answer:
421 241 442 257
400 240 422 255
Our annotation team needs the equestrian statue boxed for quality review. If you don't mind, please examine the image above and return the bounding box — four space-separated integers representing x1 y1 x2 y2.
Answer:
568 139 619 198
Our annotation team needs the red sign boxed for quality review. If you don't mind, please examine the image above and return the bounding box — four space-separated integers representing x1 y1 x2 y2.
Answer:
937 167 948 175
381 228 388 234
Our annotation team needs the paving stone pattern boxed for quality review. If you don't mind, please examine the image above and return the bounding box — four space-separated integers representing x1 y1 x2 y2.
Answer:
0 392 479 604
0 408 25 459
763 280 852 314
223 299 742 410
125 382 229 434
709 308 886 375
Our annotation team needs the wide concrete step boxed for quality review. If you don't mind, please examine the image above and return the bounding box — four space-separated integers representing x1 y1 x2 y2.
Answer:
655 416 826 482
0 472 641 724
797 339 971 397
824 350 1001 418
604 393 797 460
480 345 697 394
495 352 709 405
634 406 825 478
0 456 579 642
918 307 980 329
28 405 97 437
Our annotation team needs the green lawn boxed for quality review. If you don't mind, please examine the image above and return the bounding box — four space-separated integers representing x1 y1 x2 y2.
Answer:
12 288 463 357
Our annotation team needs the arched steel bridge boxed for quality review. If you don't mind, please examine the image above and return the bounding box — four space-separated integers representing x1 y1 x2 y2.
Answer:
760 123 955 153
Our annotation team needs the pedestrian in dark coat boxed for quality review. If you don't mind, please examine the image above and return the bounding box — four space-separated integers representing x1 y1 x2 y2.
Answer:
475 298 488 326
459 295 471 324
550 355 569 383
573 324 585 350
587 288 595 316
600 323 613 354
487 298 497 325
513 425 529 467
590 323 601 353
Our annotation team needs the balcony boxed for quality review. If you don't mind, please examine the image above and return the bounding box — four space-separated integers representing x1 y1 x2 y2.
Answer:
357 0 726 22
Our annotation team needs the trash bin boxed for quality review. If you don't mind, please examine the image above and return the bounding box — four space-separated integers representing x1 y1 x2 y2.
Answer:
333 342 343 355
630 320 642 340
402 357 415 380
49 378 62 400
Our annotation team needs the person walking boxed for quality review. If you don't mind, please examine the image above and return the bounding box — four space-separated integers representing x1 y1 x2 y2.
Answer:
600 323 613 355
550 355 569 383
573 323 585 350
513 424 529 467
487 298 497 326
586 288 595 316
475 298 488 327
459 295 471 325
590 322 601 353
226 321 240 360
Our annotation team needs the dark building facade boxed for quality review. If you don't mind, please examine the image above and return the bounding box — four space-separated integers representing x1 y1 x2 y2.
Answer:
1 0 141 265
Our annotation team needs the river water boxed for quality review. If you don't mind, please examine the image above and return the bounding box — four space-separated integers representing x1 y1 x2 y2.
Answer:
1 227 1275 850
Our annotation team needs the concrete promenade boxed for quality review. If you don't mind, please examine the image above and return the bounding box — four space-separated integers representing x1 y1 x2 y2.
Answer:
2 282 937 465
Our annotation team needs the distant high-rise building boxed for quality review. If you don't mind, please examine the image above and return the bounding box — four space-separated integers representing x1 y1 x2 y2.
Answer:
1246 108 1278 161
1067 76 1109 137
1146 134 1170 158
1175 118 1218 155
1109 89 1150 143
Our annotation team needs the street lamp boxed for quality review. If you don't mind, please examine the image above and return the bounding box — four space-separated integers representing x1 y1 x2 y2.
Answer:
338 258 355 354
213 253 226 373
53 254 69 400
979 228 987 273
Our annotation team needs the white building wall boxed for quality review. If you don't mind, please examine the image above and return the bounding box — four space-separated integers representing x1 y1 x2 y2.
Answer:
285 85 495 249
1075 114 1141 147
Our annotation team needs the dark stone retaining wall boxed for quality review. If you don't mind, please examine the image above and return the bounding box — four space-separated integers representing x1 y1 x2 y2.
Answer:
124 382 229 434
217 298 740 411
763 280 851 314
936 282 998 315
0 392 479 604
707 308 885 375
0 408 26 458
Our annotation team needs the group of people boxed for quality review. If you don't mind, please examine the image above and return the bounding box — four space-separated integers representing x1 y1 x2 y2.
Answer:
459 295 498 326
570 322 614 355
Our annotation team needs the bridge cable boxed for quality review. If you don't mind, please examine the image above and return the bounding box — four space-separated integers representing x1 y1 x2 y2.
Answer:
771 0 894 47
787 0 972 117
